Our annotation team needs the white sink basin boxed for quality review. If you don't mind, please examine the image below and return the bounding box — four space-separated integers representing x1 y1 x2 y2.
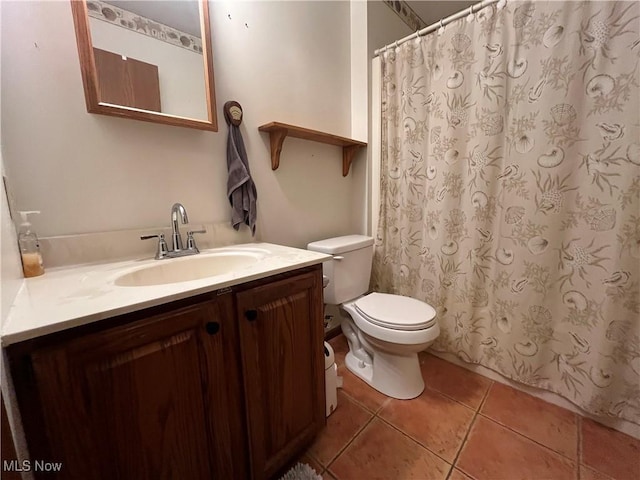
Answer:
115 250 267 287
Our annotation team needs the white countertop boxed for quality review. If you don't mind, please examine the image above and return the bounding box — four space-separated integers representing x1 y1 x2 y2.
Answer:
2 243 330 346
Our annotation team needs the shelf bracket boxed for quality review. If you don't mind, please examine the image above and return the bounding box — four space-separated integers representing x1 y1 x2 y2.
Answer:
268 129 288 171
258 122 367 176
342 145 360 177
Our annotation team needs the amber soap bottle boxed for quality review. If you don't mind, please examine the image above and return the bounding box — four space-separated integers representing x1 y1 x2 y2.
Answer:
17 210 45 278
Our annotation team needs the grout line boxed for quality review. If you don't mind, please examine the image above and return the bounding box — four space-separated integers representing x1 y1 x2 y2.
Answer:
445 466 455 480
478 380 493 411
448 380 492 477
374 413 457 467
449 414 479 479
574 417 617 480
577 415 582 480
375 397 393 415
476 411 572 456
299 452 328 478
419 353 494 406
418 355 496 413
344 368 480 415
334 338 598 479
452 400 478 467
422 361 494 478
305 391 372 469
324 413 376 471
339 389 381 416
477 382 586 469
370 379 495 473
422 381 487 413
475 411 582 467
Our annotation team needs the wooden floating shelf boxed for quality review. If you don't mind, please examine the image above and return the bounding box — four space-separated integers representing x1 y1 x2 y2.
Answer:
258 122 367 177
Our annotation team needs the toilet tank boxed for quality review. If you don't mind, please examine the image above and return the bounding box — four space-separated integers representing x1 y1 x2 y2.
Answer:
307 235 374 305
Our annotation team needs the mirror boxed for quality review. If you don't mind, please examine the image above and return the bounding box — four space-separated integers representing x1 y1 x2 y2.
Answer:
70 0 217 131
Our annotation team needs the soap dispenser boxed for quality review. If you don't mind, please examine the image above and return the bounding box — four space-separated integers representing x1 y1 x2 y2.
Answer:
17 210 45 278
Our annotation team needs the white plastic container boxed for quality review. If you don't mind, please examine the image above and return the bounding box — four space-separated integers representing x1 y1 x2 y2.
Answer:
324 342 340 417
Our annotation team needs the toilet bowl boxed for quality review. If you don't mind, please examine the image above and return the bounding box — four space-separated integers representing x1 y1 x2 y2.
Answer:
341 293 439 399
307 235 439 400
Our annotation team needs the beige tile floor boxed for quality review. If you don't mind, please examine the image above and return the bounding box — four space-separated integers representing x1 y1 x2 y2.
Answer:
299 334 640 480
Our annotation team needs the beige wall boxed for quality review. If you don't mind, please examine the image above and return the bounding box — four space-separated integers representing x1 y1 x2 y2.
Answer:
349 0 411 235
0 0 24 325
324 0 409 328
0 157 22 325
364 2 411 235
1 1 357 249
1 0 30 467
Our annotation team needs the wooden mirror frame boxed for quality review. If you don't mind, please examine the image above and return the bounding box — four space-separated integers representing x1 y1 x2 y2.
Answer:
69 0 218 131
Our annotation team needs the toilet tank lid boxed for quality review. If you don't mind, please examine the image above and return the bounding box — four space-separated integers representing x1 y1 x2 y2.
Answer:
307 235 374 254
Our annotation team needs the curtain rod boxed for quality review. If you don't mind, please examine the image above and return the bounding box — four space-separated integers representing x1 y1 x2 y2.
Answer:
374 0 501 57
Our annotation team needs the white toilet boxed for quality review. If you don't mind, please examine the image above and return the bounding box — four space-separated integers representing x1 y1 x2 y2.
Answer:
308 235 439 400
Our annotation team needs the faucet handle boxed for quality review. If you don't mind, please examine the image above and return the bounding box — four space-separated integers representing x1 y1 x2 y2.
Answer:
186 230 206 253
141 233 169 260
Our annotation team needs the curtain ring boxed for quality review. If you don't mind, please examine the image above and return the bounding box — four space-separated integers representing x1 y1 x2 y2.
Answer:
414 29 421 44
466 5 475 22
437 19 445 36
394 40 399 50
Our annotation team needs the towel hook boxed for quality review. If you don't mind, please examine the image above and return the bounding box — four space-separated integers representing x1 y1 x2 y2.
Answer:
223 101 243 126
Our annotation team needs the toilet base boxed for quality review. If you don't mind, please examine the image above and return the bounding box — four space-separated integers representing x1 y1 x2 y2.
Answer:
345 349 425 400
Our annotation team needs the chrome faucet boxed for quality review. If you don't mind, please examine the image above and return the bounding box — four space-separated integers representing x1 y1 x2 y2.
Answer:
140 203 206 259
171 203 189 252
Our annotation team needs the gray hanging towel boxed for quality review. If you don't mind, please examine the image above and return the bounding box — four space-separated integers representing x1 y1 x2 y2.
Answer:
225 101 257 235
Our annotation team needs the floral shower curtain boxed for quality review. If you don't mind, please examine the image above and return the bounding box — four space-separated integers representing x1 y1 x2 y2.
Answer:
372 0 640 424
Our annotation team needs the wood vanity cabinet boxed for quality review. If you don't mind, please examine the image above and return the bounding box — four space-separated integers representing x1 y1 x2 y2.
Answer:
15 292 247 480
237 270 325 479
8 265 325 480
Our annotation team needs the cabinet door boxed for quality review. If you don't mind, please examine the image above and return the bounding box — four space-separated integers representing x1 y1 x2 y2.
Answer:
1 394 20 480
30 294 246 480
93 48 162 112
237 268 325 479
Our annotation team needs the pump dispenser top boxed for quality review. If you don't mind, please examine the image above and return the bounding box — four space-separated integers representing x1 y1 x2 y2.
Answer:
17 210 45 278
19 210 39 230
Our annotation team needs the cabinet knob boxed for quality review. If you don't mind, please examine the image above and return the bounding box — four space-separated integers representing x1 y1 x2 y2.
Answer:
245 310 258 321
205 322 220 335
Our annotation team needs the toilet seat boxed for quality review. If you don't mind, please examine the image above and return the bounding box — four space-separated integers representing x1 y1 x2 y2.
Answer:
354 293 437 331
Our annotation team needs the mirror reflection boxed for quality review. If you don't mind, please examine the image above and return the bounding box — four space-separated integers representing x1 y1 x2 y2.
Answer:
86 0 208 120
